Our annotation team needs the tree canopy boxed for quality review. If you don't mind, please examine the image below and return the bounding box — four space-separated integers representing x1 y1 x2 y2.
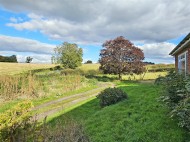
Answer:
0 55 17 63
84 60 93 64
54 42 83 69
25 56 33 63
99 36 145 80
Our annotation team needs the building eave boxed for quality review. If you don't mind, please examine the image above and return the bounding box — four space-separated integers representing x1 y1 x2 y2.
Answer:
169 33 190 56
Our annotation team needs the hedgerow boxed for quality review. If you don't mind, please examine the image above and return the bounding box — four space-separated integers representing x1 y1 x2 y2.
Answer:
155 71 190 131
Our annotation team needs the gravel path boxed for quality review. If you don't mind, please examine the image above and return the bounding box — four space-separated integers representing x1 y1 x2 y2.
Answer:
33 82 114 120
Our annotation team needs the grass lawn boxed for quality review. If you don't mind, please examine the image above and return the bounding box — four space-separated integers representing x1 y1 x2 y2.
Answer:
48 81 190 142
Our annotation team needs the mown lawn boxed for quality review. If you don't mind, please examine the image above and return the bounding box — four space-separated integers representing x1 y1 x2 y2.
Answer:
48 81 190 142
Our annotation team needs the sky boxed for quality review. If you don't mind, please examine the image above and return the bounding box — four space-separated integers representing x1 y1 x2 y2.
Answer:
0 0 189 64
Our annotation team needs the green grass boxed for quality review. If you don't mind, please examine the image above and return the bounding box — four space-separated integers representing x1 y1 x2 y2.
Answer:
48 81 190 142
0 99 22 113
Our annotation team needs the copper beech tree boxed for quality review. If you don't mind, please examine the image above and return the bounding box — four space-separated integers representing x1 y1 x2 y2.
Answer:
99 36 145 80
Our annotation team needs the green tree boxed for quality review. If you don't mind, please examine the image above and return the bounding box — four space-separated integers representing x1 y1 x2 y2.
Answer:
85 60 93 64
54 42 83 69
99 36 145 80
25 56 33 63
0 55 17 63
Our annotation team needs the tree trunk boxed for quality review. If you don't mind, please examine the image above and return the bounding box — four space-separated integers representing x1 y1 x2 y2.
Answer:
118 73 122 81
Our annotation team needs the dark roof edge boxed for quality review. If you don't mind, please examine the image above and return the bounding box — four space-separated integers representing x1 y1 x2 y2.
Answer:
169 33 190 56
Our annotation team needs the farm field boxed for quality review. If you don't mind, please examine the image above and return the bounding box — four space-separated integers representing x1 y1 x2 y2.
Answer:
78 63 100 71
0 62 55 75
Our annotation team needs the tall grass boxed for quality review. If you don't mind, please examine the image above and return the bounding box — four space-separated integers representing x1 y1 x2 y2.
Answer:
0 73 38 100
0 71 96 102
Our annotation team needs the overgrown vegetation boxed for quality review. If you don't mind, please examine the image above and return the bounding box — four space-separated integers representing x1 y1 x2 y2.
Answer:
0 73 39 100
155 71 190 131
0 100 33 141
97 87 128 107
0 103 89 142
0 70 97 102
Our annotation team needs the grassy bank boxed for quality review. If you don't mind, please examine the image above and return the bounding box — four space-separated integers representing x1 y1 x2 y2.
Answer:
48 81 190 142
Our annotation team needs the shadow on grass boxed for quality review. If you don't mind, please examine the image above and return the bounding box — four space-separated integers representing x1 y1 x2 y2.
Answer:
47 98 100 126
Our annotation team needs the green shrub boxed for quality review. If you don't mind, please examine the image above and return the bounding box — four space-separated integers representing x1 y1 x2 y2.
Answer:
154 76 167 85
0 100 33 141
157 71 190 131
0 104 90 141
97 87 128 107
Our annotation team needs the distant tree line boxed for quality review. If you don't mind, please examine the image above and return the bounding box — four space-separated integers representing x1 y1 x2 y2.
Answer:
0 55 17 63
143 61 155 65
84 60 93 64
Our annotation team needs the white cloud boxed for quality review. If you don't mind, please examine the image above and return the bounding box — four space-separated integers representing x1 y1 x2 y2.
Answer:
1 0 188 63
0 35 55 54
2 0 190 44
138 42 176 63
0 51 52 63
10 17 17 23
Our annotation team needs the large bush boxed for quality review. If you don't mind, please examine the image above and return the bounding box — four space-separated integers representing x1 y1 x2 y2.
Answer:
0 101 33 141
97 87 128 107
156 71 190 131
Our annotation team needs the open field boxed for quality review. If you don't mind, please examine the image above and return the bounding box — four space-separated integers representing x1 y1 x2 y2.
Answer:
79 63 175 72
0 62 174 75
78 63 100 71
0 62 55 75
104 71 167 80
146 64 175 72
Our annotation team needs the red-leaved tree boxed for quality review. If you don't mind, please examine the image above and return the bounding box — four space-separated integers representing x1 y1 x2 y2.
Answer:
99 36 145 80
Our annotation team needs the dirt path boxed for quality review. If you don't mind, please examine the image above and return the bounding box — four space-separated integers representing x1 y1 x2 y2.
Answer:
32 82 114 120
